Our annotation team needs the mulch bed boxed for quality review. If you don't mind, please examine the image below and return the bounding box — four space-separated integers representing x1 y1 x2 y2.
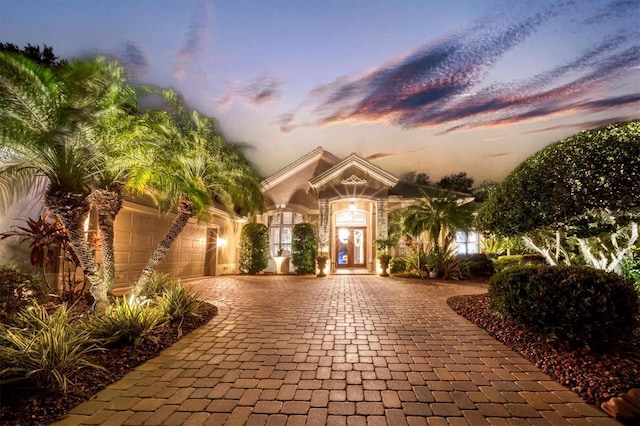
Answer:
448 293 640 407
0 303 217 426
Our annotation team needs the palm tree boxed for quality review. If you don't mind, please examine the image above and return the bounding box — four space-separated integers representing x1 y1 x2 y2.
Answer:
0 52 138 312
403 190 475 250
129 103 263 294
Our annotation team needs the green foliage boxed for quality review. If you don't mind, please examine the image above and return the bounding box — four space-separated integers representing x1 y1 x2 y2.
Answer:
0 265 45 320
405 250 427 278
457 254 495 278
472 180 497 202
389 257 407 274
489 265 640 346
477 120 640 236
435 172 474 193
0 42 66 68
492 254 546 272
403 191 475 249
91 297 161 346
481 237 508 257
291 223 317 274
620 255 640 296
140 272 177 299
0 304 101 392
157 284 202 337
239 223 269 274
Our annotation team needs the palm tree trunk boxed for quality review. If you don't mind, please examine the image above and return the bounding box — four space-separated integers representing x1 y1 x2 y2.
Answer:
44 189 108 313
88 188 124 290
132 198 196 296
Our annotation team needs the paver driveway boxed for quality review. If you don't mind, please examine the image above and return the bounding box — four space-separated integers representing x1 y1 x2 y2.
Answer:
55 275 617 426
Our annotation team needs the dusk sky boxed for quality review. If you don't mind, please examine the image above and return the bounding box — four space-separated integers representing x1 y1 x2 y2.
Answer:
1 0 638 184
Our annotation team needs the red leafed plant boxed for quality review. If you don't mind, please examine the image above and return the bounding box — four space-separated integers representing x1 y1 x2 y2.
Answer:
0 213 86 300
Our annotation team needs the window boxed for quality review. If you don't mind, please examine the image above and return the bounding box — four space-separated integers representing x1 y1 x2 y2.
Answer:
268 211 303 257
455 231 479 255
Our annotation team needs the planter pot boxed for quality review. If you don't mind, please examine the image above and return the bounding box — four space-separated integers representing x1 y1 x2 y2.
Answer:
379 258 390 277
429 271 438 278
316 259 327 277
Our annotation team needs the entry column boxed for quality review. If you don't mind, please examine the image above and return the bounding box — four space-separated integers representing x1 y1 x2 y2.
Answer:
318 198 330 251
376 196 389 240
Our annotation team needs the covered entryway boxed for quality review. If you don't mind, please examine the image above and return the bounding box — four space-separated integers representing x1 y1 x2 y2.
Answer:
335 227 366 268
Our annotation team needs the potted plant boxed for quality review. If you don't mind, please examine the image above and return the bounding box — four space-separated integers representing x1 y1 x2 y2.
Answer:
426 250 441 278
316 254 328 277
377 252 392 277
374 237 396 277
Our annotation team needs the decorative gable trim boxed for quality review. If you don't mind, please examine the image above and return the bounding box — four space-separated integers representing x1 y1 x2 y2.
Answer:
309 153 398 189
261 147 340 191
341 175 367 185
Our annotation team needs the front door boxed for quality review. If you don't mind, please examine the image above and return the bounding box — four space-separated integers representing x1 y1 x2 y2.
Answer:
335 227 366 268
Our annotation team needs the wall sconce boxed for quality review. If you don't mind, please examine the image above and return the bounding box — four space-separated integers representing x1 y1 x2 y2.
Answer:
276 203 288 209
217 237 228 247
348 201 357 211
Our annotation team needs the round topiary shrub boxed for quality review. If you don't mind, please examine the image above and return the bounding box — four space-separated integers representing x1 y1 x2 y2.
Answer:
239 223 269 274
489 265 640 347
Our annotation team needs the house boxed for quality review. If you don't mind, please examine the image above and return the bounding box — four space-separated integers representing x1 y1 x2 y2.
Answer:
255 147 479 275
1 147 479 293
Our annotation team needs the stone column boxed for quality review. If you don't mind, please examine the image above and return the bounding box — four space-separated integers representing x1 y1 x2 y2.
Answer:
376 197 389 239
318 198 330 252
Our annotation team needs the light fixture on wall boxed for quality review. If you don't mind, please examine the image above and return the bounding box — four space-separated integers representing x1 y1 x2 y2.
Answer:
217 237 228 247
276 202 287 209
348 201 356 211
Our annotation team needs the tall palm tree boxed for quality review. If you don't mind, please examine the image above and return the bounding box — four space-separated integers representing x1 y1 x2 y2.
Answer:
403 190 475 250
0 52 139 312
129 104 263 294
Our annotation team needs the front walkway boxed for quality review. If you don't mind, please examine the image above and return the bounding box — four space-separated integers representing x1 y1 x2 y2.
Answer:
55 276 617 425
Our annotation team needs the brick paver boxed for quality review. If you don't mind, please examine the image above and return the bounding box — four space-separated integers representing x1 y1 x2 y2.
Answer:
52 275 619 425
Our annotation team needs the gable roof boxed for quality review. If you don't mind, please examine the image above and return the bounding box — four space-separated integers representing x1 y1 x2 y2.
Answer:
261 147 341 191
309 153 399 189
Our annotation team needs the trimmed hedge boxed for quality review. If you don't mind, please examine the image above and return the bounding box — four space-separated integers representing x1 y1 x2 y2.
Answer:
291 223 317 274
492 254 546 272
489 265 639 346
457 253 494 278
239 223 269 274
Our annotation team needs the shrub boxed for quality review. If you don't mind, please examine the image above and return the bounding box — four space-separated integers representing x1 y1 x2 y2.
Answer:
621 255 640 296
140 272 178 299
157 284 202 337
0 265 45 321
489 265 640 346
457 253 494 278
291 223 317 274
91 297 161 346
492 254 546 272
239 223 269 274
405 250 427 278
0 304 102 392
389 257 407 274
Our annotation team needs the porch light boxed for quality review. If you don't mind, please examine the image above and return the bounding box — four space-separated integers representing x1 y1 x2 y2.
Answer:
348 201 357 211
217 237 228 247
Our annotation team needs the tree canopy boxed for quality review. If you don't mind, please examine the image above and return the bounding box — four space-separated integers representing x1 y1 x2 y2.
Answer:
435 171 474 193
476 120 640 236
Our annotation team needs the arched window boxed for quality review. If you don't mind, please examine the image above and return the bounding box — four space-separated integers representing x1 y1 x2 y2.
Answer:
268 211 303 257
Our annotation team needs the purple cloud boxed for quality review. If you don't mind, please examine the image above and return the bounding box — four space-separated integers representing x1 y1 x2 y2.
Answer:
218 75 281 109
119 42 148 76
282 1 639 133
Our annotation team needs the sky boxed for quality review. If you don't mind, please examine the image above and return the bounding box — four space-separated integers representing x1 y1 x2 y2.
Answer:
1 0 638 184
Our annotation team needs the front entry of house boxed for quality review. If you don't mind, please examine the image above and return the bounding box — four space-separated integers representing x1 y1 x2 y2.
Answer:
335 227 366 268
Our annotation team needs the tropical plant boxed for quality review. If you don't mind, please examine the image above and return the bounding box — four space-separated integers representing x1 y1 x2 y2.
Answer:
129 95 263 293
239 223 269 274
405 249 427 278
0 213 84 298
389 257 407 274
403 190 475 250
0 52 142 312
291 223 317 274
0 303 102 392
157 284 202 337
91 297 161 346
139 272 177 299
476 120 640 272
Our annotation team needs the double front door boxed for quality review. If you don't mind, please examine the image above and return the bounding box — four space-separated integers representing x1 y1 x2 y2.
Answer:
335 227 366 268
